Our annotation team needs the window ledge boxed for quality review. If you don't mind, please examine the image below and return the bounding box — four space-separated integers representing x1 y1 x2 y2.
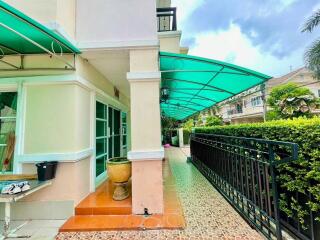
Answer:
16 148 94 163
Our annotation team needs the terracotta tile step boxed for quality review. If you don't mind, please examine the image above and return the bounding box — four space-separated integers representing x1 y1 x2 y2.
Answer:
75 206 132 215
59 214 186 232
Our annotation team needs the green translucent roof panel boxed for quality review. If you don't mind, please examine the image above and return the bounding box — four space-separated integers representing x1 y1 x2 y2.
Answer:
160 52 272 120
0 1 80 55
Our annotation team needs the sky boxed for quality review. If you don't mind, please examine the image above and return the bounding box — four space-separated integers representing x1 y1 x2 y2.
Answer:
171 0 320 77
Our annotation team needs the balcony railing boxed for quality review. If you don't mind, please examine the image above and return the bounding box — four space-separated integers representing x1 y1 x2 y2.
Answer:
157 7 177 32
227 107 243 116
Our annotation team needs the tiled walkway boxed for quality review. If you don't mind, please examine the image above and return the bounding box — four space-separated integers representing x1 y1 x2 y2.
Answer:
56 147 262 240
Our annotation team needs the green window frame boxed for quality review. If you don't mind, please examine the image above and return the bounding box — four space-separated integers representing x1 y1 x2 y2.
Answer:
108 107 121 158
121 112 127 156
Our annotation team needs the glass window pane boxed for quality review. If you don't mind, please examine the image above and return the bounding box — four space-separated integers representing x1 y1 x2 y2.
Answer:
108 137 113 158
0 92 17 173
0 119 16 144
113 110 120 135
0 92 17 117
108 107 113 134
122 126 127 135
96 120 105 137
96 155 105 177
121 112 127 124
96 138 105 157
114 135 121 157
122 147 127 157
96 101 104 119
122 135 126 146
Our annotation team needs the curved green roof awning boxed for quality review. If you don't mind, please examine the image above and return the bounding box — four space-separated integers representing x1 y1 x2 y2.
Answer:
160 52 272 120
0 1 80 55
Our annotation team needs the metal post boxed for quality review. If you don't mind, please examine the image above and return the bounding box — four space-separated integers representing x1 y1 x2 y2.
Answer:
3 202 10 238
269 144 282 240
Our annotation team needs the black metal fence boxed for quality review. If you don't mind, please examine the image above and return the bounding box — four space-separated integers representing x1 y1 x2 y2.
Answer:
279 184 320 240
157 7 177 32
190 133 299 240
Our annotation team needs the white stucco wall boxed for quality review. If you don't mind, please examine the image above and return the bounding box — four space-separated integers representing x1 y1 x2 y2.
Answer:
24 83 91 153
76 0 158 44
3 0 76 38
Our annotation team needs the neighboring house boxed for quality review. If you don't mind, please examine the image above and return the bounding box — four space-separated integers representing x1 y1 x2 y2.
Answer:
0 0 186 219
217 67 320 124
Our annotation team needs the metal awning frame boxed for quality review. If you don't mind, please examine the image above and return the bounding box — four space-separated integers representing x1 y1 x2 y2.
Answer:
160 52 272 120
0 5 78 71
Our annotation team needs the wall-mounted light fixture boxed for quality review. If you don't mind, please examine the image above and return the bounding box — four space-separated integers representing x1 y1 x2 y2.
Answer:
160 86 170 103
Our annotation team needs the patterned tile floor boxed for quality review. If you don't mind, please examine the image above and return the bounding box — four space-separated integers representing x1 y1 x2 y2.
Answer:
56 147 263 240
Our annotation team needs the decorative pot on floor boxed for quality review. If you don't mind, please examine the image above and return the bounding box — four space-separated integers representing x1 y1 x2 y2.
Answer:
106 157 131 201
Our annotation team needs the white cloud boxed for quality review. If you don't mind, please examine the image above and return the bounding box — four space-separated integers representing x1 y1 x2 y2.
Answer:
189 24 304 77
280 0 298 7
171 0 204 26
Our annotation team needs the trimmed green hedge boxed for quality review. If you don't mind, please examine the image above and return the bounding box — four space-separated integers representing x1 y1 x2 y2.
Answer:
195 117 320 227
183 129 191 145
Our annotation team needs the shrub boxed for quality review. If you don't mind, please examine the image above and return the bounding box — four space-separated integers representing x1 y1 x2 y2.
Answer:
183 129 191 145
267 83 319 119
205 115 223 127
181 118 194 131
195 117 320 227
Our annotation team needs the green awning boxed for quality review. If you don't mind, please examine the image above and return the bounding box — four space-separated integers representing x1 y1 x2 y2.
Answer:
160 52 272 120
0 1 80 55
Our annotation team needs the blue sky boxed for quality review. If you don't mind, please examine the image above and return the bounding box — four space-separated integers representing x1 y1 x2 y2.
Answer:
171 0 320 77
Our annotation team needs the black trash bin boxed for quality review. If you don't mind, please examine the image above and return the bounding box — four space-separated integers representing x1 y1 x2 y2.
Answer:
36 161 58 181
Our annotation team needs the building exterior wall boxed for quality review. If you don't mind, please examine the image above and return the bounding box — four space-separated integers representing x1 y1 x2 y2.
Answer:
159 32 182 53
157 0 171 8
0 57 131 219
24 84 90 153
0 0 180 218
76 56 130 110
4 0 76 38
0 55 74 79
76 0 158 45
21 157 90 205
4 0 58 24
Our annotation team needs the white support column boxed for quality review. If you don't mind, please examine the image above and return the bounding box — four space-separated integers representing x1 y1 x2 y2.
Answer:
178 128 184 147
14 81 26 174
127 49 164 214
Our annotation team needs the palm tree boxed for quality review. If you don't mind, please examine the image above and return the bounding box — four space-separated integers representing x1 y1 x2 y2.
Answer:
302 9 320 79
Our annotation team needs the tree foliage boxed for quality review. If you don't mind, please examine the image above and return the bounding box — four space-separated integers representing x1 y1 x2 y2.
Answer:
161 116 179 129
267 83 319 119
181 118 194 131
205 115 223 127
302 9 320 79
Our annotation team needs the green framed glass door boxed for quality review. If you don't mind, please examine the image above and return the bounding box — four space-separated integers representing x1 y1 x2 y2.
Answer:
108 107 113 158
95 104 124 185
121 112 127 156
95 101 108 178
113 109 121 157
108 107 121 158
